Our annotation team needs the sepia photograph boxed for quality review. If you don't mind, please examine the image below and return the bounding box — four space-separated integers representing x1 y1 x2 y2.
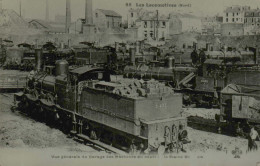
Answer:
0 0 259 165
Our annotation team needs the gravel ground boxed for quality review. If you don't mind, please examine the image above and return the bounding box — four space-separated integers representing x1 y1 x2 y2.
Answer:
0 94 106 154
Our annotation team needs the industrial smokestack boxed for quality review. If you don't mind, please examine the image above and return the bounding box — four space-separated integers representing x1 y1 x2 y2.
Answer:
19 0 22 17
65 0 71 34
0 0 3 12
0 38 2 48
85 0 93 24
130 48 135 66
45 0 49 21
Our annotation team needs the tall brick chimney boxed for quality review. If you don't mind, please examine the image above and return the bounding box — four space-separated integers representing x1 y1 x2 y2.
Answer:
85 0 93 24
45 0 49 21
83 0 95 41
65 0 71 34
0 0 2 12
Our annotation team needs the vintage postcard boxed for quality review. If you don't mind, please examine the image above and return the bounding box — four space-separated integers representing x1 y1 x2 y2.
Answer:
0 0 260 165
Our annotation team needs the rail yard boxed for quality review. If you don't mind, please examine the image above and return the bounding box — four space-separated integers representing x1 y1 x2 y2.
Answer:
1 1 260 166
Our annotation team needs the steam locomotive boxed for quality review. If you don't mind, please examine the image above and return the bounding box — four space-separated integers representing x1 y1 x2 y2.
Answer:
14 48 189 153
123 42 260 107
2 42 75 71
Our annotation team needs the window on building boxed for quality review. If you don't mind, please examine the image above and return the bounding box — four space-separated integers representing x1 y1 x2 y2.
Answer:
150 21 153 28
96 13 98 18
150 31 153 38
236 18 238 21
237 13 239 15
252 18 254 22
226 18 228 22
233 13 235 16
131 13 134 17
226 13 228 17
144 21 147 28
232 18 234 22
144 30 147 38
162 21 166 27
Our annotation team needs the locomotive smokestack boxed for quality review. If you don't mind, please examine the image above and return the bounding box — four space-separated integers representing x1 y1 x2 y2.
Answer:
135 41 140 54
193 42 197 51
65 0 71 34
60 42 65 49
85 0 93 24
35 49 43 71
206 43 210 51
115 42 119 52
45 0 49 21
130 48 135 66
166 57 175 69
224 45 228 52
68 39 71 48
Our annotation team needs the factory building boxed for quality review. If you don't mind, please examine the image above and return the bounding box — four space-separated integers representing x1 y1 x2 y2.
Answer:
127 9 169 41
93 9 122 32
169 12 202 35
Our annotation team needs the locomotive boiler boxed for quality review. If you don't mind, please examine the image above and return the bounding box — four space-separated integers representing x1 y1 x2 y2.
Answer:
124 56 196 89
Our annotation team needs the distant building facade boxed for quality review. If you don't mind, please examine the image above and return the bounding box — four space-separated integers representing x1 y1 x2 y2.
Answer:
202 15 222 35
93 9 122 32
169 12 202 35
127 8 146 28
244 9 260 35
223 6 250 23
127 9 169 41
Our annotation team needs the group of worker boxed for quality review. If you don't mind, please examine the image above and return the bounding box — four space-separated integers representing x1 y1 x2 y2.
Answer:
248 126 259 152
130 124 190 155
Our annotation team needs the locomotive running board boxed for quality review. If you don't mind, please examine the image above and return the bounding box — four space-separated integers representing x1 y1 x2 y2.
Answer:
76 134 128 155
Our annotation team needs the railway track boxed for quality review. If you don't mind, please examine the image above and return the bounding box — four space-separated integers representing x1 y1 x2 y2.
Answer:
187 116 260 139
0 93 127 155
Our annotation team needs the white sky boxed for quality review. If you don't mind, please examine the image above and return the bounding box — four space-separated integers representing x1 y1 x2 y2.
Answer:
2 0 260 21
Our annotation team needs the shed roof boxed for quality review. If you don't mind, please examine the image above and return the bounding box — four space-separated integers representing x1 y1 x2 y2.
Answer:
96 9 122 17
